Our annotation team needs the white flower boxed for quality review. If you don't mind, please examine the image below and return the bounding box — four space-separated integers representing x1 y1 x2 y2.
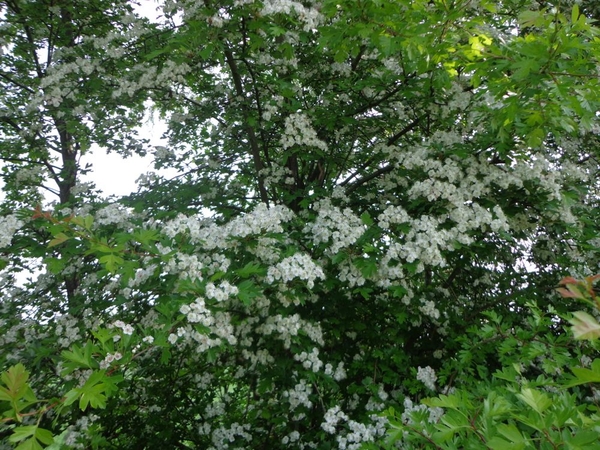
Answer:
419 300 440 320
417 366 437 391
284 379 313 410
322 406 348 434
112 320 135 335
281 112 328 152
0 215 24 248
266 253 325 289
100 352 123 369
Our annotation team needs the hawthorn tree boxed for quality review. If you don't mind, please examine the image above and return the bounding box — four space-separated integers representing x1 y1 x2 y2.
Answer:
1 0 600 449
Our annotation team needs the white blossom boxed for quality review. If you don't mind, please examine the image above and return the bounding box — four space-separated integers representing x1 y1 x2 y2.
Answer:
416 366 437 391
0 215 23 248
266 253 325 289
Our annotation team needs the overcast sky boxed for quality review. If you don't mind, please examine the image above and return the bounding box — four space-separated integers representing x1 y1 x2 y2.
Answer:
79 112 168 198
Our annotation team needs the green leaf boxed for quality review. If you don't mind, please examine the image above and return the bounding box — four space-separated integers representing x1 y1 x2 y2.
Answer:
1 364 30 401
569 311 600 340
237 279 262 306
64 372 119 411
516 388 552 414
77 370 110 411
360 211 373 226
43 257 66 274
566 365 600 387
355 287 372 299
71 215 94 230
61 341 98 371
91 241 115 254
48 233 69 247
526 128 545 148
144 47 170 60
439 410 470 429
209 271 226 282
0 385 12 402
34 428 54 446
518 10 545 28
79 383 108 410
236 261 266 278
132 228 159 246
484 393 513 417
423 394 461 409
331 251 348 264
496 423 526 444
431 428 457 443
355 258 378 279
9 426 37 443
487 437 518 450
92 328 115 346
63 388 80 408
567 429 599 447
571 4 580 24
99 254 124 273
15 437 43 450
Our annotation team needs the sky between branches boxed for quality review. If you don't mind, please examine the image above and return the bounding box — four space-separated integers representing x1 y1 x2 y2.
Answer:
79 1 169 198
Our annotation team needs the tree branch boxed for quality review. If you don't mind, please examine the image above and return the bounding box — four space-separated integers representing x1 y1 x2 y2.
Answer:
343 116 422 192
224 48 269 205
0 71 36 94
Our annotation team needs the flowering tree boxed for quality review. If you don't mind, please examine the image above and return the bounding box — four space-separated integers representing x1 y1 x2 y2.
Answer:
1 0 600 449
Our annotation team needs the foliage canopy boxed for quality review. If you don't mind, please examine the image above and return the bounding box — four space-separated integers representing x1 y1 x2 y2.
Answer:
1 0 600 448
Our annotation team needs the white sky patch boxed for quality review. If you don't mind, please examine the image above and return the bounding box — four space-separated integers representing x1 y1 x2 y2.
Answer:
79 151 154 197
79 106 170 197
133 0 165 23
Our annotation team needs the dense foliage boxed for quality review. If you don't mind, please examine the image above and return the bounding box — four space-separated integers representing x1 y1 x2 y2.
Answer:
1 0 600 448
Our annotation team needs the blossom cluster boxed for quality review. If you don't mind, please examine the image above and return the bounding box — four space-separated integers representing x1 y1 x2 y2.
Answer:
0 215 23 248
162 204 294 248
209 422 253 450
281 113 328 152
266 253 325 289
322 405 388 450
260 0 324 31
99 352 123 369
305 200 365 254
257 313 324 348
110 320 134 336
416 365 437 391
402 396 444 425
294 347 323 372
205 281 239 302
283 378 313 410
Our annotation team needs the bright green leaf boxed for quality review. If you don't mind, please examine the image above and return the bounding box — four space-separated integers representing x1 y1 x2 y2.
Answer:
99 254 124 273
9 425 37 443
34 428 54 446
516 388 552 414
487 436 523 450
1 364 30 401
15 437 43 450
496 423 526 444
